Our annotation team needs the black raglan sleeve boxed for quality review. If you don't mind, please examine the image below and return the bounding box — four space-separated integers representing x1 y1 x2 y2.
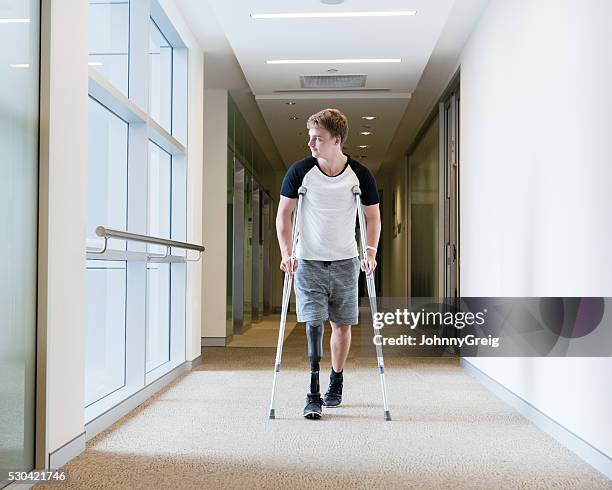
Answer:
352 161 380 205
280 159 313 198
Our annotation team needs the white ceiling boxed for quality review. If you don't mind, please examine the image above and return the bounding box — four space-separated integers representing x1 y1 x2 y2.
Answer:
175 0 487 174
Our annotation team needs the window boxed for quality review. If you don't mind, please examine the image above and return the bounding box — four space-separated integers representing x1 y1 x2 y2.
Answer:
148 141 172 254
88 0 130 96
149 19 172 133
85 0 188 421
85 260 127 406
87 96 128 251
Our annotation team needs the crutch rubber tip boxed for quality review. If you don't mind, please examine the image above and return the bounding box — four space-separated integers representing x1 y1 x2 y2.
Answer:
269 409 275 419
384 411 392 421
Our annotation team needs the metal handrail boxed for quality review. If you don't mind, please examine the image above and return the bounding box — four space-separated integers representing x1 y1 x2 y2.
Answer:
91 226 204 262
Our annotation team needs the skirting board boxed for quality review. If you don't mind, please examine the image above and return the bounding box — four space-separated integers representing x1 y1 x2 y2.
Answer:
201 336 231 347
85 360 190 441
49 431 86 469
186 354 202 369
461 358 612 480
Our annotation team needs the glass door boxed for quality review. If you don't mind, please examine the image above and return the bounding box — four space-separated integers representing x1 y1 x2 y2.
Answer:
443 92 460 302
232 160 245 333
0 0 40 483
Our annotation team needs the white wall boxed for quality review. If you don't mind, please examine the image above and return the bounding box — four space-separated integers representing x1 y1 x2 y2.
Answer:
459 0 612 458
202 88 228 340
38 0 88 458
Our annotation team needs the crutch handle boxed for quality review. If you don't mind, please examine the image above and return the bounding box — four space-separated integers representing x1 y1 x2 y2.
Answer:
351 185 362 196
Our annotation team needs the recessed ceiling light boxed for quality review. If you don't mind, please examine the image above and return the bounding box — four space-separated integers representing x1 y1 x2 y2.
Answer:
88 61 104 67
361 116 377 120
321 0 344 4
267 59 400 64
360 131 373 136
359 145 368 148
9 63 30 68
286 101 296 105
0 18 30 24
290 116 299 120
251 11 416 19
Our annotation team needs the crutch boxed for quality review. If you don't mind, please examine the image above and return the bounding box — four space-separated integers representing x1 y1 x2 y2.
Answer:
352 185 392 421
269 186 307 419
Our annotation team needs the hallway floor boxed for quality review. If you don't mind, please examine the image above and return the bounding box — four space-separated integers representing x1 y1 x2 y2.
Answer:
39 324 610 489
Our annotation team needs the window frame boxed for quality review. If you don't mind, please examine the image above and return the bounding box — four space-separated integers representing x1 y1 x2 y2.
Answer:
85 0 188 423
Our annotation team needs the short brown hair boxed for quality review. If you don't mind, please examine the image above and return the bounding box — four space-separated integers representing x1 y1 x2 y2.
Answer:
307 108 349 145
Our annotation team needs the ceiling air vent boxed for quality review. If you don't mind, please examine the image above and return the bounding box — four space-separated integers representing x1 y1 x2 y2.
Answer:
300 74 367 89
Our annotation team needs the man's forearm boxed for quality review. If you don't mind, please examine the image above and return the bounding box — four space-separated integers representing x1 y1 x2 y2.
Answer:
365 219 381 251
276 216 293 257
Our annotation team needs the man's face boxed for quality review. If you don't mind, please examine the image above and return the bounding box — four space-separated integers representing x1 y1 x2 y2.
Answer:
307 127 340 159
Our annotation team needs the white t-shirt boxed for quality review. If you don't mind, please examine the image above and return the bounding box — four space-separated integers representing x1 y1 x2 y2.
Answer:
280 155 379 261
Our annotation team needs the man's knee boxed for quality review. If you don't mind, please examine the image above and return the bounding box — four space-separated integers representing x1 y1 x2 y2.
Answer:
330 322 351 336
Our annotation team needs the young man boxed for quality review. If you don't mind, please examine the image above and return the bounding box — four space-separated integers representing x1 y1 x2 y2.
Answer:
276 108 381 419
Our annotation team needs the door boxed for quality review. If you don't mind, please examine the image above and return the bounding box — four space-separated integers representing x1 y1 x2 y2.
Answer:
232 160 245 333
0 0 40 483
262 194 271 315
442 91 460 302
251 182 260 322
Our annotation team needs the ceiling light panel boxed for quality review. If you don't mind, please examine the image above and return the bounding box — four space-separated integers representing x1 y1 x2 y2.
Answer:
267 59 401 64
251 11 416 19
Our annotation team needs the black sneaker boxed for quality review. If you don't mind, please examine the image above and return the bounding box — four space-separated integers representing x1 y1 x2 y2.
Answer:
323 377 343 407
303 393 323 419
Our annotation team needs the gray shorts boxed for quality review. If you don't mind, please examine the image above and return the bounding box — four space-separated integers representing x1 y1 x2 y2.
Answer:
294 257 361 325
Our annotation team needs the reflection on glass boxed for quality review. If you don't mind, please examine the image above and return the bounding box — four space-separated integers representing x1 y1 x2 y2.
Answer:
87 96 128 250
88 0 130 96
244 172 252 329
0 0 39 481
146 263 170 372
85 261 127 406
148 141 171 255
149 18 172 133
410 115 440 296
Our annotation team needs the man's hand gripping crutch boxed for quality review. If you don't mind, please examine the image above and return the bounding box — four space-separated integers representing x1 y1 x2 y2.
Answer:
269 186 307 419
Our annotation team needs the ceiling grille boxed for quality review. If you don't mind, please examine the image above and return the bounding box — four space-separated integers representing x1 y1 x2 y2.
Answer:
300 74 367 89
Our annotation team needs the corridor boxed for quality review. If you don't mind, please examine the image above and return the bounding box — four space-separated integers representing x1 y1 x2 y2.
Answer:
2 0 611 488
37 325 610 488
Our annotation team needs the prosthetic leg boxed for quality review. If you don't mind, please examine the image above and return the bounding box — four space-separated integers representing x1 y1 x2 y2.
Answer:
352 185 392 421
303 321 324 419
268 186 306 419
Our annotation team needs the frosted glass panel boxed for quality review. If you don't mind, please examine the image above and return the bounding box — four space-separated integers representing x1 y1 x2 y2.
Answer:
85 261 127 406
410 116 439 297
146 263 170 372
149 18 172 132
87 97 128 251
88 0 129 96
0 0 39 481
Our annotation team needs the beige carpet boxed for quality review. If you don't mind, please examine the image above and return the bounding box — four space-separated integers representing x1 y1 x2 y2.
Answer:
37 323 611 489
227 314 297 348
